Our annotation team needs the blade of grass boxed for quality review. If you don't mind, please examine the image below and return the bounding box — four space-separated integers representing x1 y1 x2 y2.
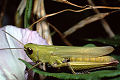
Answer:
24 0 33 28
87 35 120 47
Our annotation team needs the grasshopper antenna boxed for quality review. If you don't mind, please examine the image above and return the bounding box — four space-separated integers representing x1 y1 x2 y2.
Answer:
2 30 24 46
0 48 24 50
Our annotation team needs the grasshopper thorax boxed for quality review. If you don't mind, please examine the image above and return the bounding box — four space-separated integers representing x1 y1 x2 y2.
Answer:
24 43 41 62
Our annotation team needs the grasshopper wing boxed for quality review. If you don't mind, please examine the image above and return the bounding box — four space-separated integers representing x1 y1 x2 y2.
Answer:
52 46 114 58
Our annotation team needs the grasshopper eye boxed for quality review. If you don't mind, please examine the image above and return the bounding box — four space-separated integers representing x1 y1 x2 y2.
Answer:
24 47 33 55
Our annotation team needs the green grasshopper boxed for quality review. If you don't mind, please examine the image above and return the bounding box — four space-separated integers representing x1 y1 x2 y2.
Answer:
3 30 119 74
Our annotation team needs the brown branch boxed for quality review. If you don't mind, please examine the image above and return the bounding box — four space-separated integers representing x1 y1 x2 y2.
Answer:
54 0 88 8
47 22 72 46
29 5 120 29
64 13 110 37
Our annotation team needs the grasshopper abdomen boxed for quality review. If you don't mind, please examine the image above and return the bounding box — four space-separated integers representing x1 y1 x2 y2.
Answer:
68 56 119 71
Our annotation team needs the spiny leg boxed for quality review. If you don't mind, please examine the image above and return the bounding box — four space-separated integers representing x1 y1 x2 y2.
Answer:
28 62 42 72
28 51 46 72
51 62 76 74
67 63 76 74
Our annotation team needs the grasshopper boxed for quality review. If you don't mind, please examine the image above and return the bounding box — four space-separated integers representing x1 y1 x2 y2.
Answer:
3 30 119 74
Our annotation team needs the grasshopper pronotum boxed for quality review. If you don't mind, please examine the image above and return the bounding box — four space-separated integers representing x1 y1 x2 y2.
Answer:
2 30 119 74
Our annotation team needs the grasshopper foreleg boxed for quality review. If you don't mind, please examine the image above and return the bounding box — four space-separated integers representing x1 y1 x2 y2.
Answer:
28 62 46 71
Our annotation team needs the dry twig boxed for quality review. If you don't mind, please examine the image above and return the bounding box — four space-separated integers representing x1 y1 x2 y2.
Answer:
17 0 27 16
33 0 53 45
64 13 110 37
53 0 88 8
29 5 120 29
47 22 72 46
88 0 115 38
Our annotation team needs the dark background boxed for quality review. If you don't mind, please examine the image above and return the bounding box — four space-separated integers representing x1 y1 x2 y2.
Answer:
0 0 120 46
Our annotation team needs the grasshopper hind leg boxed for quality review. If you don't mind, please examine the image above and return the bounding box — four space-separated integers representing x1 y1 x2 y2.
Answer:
51 62 77 74
67 63 90 74
68 63 76 74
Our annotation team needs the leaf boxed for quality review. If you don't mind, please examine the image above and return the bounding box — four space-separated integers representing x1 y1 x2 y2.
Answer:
83 44 96 47
87 35 120 47
20 54 120 80
24 0 33 28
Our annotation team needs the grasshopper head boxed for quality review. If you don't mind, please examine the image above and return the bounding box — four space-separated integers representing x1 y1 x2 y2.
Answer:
24 43 37 61
24 43 34 53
